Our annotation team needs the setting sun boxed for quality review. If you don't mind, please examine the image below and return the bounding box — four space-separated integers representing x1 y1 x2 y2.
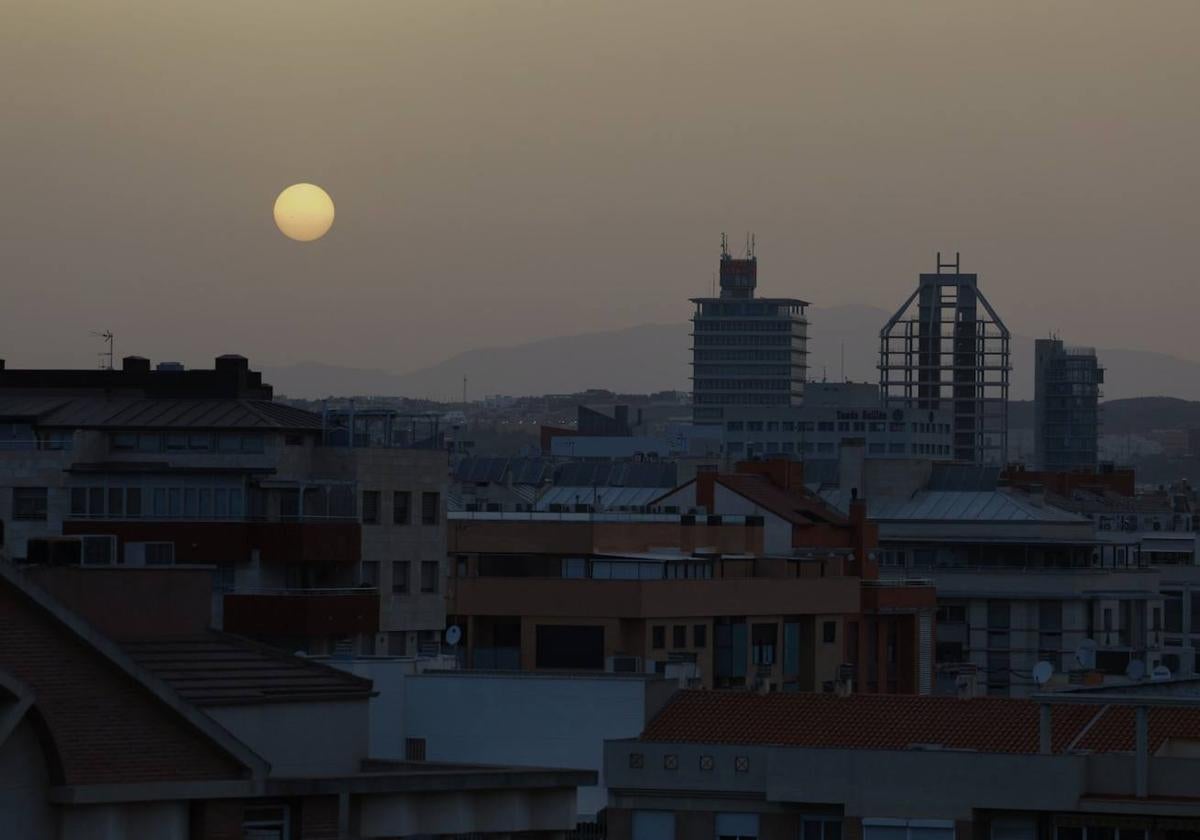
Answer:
273 183 334 242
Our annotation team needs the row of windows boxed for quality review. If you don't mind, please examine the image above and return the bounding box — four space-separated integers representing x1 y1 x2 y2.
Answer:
69 485 246 519
694 394 791 405
694 379 795 391
693 335 796 347
696 302 805 317
693 319 797 331
651 624 708 650
361 559 440 594
693 365 793 377
111 432 268 454
726 419 950 435
361 490 440 526
693 350 794 362
728 440 920 456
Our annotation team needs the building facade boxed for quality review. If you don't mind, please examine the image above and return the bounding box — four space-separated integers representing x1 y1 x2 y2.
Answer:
691 240 808 425
448 460 936 695
604 689 1200 840
1035 339 1104 472
0 355 447 657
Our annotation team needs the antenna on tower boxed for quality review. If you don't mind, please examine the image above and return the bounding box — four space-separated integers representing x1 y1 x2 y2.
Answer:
91 330 114 370
462 375 468 406
720 232 729 258
745 232 751 258
936 251 961 274
750 233 756 258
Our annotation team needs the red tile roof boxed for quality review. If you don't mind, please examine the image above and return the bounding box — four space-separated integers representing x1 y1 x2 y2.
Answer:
641 691 1200 755
717 474 846 527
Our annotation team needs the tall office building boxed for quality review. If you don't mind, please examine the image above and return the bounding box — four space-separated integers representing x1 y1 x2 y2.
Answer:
879 254 1011 464
1034 338 1103 471
691 237 808 425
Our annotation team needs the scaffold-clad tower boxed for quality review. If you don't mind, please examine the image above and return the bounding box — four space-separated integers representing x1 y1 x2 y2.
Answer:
879 253 1010 464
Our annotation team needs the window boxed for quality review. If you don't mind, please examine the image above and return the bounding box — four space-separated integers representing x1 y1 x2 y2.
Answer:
70 488 87 517
864 820 954 840
107 487 124 518
111 432 136 451
421 491 440 525
392 561 409 594
694 624 707 648
404 737 426 761
188 433 211 451
126 488 142 517
392 491 411 525
420 560 438 593
651 625 665 649
12 488 48 521
804 817 843 840
361 561 380 587
751 623 776 666
822 621 837 644
716 812 759 840
632 811 675 840
86 487 105 517
1164 591 1183 633
144 542 175 566
673 625 686 648
242 805 289 840
362 491 380 524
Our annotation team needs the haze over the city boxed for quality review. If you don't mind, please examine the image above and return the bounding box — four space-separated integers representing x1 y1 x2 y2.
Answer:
4 1 1198 379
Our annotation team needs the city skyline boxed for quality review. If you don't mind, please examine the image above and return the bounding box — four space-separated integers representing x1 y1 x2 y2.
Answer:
3 2 1199 374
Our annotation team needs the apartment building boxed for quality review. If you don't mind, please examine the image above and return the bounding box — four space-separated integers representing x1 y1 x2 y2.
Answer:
0 355 447 656
448 459 935 695
818 453 1164 696
1034 339 1104 472
604 688 1200 840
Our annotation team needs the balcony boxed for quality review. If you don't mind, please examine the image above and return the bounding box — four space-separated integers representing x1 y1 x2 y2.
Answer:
223 587 380 638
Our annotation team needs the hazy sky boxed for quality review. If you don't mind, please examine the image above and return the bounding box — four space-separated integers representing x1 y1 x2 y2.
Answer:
3 1 1198 374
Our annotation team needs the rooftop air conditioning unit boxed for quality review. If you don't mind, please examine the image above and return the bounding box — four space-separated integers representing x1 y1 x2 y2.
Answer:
606 655 642 674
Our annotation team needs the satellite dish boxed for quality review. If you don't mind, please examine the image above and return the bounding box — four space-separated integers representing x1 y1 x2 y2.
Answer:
1125 659 1147 681
1074 639 1098 670
445 625 462 647
1032 661 1054 685
1151 665 1172 682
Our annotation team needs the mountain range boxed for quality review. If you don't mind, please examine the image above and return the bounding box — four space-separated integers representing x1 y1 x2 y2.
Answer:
265 305 1200 402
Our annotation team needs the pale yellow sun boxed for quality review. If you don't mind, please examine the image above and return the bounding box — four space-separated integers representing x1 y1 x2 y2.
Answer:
273 183 335 242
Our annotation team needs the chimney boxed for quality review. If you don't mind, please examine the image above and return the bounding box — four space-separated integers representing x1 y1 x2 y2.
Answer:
838 438 866 500
122 356 151 373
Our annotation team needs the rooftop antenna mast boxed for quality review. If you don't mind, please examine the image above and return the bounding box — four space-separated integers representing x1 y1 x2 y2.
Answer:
91 330 114 370
720 232 729 258
936 251 961 274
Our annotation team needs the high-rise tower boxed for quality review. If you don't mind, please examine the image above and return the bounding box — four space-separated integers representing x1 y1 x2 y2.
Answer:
691 236 808 425
1034 338 1103 471
879 254 1010 463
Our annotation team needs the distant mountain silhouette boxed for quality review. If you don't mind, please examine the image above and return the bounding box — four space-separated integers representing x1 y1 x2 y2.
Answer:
265 304 1200 402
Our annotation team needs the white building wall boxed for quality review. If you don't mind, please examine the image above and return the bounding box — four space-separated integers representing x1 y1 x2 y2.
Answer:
207 699 369 776
712 484 791 554
402 673 670 819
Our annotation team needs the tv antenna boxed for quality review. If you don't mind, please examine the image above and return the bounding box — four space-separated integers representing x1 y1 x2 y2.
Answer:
1124 659 1146 681
91 330 114 370
1073 639 1097 671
